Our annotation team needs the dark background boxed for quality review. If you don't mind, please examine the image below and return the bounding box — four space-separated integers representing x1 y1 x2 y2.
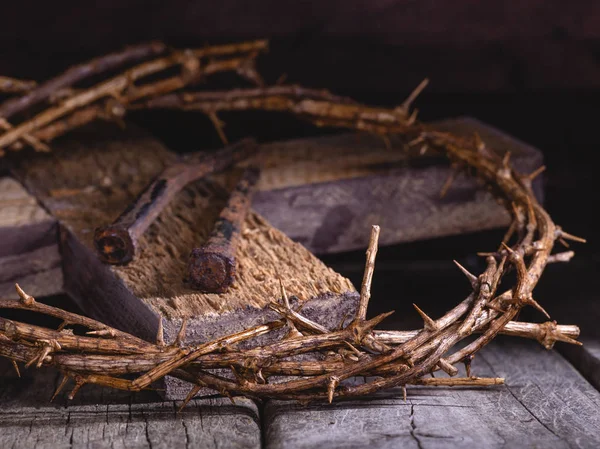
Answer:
2 1 598 336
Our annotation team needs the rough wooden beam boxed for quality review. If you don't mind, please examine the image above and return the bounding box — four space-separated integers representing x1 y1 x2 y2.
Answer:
244 117 543 254
264 339 600 448
0 177 62 298
12 123 358 400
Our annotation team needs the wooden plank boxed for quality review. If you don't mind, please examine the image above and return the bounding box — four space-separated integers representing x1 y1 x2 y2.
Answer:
244 117 543 254
264 339 600 449
0 176 62 298
0 360 261 449
12 123 359 400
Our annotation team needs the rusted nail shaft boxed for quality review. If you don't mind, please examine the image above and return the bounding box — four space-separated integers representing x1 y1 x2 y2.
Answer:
94 138 257 265
188 166 261 293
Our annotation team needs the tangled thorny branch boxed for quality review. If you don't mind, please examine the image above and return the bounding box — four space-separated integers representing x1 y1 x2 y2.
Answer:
0 40 585 405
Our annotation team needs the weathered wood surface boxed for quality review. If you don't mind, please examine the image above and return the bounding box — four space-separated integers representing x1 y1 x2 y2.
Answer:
0 176 62 298
11 123 359 399
244 117 543 254
0 359 261 449
264 339 600 449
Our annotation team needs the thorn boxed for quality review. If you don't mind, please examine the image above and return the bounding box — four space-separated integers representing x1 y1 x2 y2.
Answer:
278 276 291 310
463 355 474 377
474 132 486 154
558 237 570 248
413 304 438 331
327 376 339 404
526 165 546 181
500 242 516 255
419 144 429 155
453 260 478 288
57 321 67 332
485 302 506 314
156 320 165 347
400 78 429 111
68 378 86 400
477 252 497 258
208 112 228 145
430 371 435 378
362 311 395 332
440 169 457 198
525 296 551 320
407 108 419 125
11 360 20 377
502 151 511 168
558 229 586 244
15 284 35 306
35 346 52 368
51 375 70 402
86 328 117 338
174 319 188 347
178 385 202 413
408 136 424 147
402 385 407 402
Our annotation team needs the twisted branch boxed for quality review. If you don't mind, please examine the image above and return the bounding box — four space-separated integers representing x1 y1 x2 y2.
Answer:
0 40 584 405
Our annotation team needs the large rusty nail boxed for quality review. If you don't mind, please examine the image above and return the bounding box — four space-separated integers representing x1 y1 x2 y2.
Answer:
94 138 258 265
187 166 261 293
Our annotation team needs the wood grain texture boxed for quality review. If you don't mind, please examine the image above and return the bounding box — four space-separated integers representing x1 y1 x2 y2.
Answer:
264 339 600 449
0 360 261 449
242 117 544 254
0 176 62 298
12 123 359 399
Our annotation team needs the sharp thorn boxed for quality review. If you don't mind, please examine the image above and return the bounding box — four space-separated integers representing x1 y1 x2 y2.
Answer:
440 170 457 198
502 151 511 168
558 230 587 244
11 360 20 377
526 297 551 320
527 165 546 181
15 283 35 305
86 328 117 338
178 385 202 413
400 77 429 110
453 260 478 287
174 318 188 347
51 375 70 402
327 376 339 404
156 320 165 347
413 304 438 331
402 385 407 402
68 380 85 400
362 310 395 331
208 112 229 145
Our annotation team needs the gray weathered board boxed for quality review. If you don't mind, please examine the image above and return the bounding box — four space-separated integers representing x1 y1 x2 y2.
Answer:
264 338 600 449
2 339 599 448
0 359 261 449
0 176 62 298
246 117 543 254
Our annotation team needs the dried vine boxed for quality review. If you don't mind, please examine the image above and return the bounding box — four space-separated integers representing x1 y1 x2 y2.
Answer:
0 40 585 405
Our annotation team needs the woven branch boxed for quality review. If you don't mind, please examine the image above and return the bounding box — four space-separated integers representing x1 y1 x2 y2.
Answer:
0 40 585 406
